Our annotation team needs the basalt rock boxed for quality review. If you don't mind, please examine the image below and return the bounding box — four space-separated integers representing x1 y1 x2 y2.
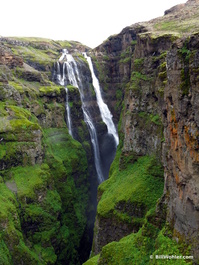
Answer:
162 35 199 258
89 1 199 262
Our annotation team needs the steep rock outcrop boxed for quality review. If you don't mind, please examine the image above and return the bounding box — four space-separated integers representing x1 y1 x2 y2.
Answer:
88 0 199 263
91 24 147 121
163 34 199 258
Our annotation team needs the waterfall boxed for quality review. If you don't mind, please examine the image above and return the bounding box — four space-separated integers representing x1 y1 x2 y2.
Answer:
58 50 104 183
65 87 73 137
83 53 119 146
56 49 73 137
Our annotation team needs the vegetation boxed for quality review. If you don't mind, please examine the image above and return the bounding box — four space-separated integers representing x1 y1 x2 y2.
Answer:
84 146 192 265
84 223 192 265
0 37 92 264
178 40 191 96
0 126 89 264
97 151 164 219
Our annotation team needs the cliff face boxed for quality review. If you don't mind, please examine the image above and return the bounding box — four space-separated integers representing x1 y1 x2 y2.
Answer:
85 1 199 264
0 38 94 265
163 34 199 257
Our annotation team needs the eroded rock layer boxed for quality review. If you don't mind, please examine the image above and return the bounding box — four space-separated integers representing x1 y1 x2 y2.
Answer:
86 1 199 264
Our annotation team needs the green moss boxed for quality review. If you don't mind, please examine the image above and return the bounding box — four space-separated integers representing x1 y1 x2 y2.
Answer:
131 40 137 46
0 181 44 264
97 150 164 219
0 104 41 141
138 112 162 126
85 219 192 265
39 85 63 96
129 71 152 92
0 126 89 264
0 182 17 222
56 40 72 48
0 141 39 167
67 84 78 92
83 254 100 265
178 41 191 96
11 45 55 67
41 246 57 264
134 58 144 71
131 71 150 82
159 52 168 60
9 81 25 93
4 165 49 202
120 57 131 64
42 128 89 264
120 47 131 59
0 240 13 265
13 239 42 264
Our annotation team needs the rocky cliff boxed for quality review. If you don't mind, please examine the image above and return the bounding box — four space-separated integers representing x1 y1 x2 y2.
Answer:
85 0 199 264
0 38 97 264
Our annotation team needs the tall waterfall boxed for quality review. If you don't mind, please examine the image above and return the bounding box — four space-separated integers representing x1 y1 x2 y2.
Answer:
56 51 73 137
57 49 104 183
83 53 119 147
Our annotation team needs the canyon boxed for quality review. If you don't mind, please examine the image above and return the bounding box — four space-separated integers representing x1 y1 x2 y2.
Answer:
0 0 199 264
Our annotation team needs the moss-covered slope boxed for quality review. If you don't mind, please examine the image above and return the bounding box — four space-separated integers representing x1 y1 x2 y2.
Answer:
0 37 92 264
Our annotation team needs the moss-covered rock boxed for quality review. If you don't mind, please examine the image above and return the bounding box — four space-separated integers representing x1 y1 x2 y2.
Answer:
0 37 93 264
91 143 164 254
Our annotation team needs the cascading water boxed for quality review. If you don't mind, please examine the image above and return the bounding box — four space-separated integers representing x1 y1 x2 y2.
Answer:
56 50 73 137
83 53 119 147
57 49 104 183
54 49 119 262
65 87 73 136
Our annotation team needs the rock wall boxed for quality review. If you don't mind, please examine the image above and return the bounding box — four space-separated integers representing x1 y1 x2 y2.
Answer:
90 19 199 264
163 33 199 258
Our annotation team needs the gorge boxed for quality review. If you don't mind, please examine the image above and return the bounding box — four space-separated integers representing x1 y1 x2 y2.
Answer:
0 0 199 264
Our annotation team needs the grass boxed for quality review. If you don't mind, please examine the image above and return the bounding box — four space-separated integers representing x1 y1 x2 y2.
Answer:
0 181 17 221
0 103 41 141
154 17 199 36
0 127 89 264
9 165 49 202
42 128 89 264
11 45 56 66
97 149 164 220
86 225 192 265
83 254 100 265
39 85 63 95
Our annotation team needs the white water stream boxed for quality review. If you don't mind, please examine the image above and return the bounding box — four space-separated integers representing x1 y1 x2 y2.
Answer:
56 52 73 137
83 53 119 146
56 50 119 183
58 49 104 183
65 87 73 136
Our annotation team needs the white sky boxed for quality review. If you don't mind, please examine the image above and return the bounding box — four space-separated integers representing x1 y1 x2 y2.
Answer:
1 0 187 48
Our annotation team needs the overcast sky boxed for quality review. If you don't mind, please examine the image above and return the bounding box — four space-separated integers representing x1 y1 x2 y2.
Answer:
1 0 187 48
